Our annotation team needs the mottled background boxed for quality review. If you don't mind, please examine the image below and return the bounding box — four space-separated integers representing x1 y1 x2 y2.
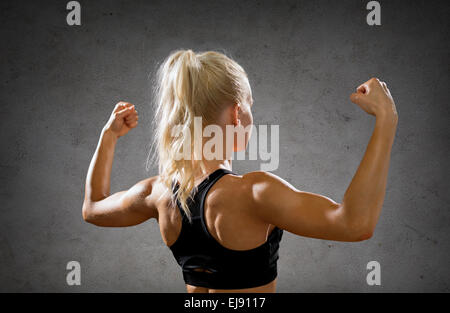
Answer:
0 0 448 292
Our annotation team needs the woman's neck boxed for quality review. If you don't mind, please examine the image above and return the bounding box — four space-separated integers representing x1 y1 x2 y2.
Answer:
192 159 232 184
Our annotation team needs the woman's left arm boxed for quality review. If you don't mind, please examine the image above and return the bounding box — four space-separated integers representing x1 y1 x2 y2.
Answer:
82 102 158 227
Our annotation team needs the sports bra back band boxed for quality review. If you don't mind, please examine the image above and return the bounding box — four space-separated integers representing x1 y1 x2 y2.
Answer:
168 168 283 289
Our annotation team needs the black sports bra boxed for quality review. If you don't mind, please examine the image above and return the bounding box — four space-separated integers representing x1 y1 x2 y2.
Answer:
169 168 283 289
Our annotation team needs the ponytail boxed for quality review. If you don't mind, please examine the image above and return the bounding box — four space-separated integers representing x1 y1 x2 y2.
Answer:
151 49 249 221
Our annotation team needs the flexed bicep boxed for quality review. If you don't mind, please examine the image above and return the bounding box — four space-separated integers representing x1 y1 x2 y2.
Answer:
82 176 159 227
247 171 370 242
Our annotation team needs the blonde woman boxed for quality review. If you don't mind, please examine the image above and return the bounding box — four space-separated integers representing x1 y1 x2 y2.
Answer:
82 49 398 293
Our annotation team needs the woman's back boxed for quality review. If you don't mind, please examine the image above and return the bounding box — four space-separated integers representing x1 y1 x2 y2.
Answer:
154 168 281 292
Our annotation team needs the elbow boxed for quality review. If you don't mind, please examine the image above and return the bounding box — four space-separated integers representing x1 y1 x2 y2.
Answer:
345 219 376 242
351 222 376 241
339 204 377 242
82 203 95 224
353 229 374 241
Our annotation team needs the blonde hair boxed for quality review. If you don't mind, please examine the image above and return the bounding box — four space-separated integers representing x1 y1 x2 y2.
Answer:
151 49 250 221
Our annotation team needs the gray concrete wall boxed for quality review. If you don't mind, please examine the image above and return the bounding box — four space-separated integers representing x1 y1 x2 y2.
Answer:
0 0 448 292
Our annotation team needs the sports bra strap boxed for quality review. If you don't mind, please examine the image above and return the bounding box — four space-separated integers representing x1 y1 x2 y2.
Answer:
171 168 235 219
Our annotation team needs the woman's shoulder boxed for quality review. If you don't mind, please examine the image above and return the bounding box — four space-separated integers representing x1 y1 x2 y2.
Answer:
233 171 299 213
224 170 298 203
239 171 297 190
130 175 168 206
133 175 160 193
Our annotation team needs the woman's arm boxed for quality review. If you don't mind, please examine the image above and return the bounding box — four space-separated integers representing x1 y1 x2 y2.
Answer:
82 102 158 227
249 78 398 242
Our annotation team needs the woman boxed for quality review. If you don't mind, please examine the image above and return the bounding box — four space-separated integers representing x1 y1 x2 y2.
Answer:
82 49 398 293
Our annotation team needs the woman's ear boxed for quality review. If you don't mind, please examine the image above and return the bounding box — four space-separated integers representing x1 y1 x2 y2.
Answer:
231 103 240 126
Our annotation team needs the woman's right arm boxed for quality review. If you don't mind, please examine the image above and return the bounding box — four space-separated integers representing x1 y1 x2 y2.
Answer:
248 78 398 242
82 101 158 227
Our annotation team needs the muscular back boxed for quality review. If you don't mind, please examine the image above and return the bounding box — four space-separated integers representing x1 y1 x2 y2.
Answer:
156 172 276 252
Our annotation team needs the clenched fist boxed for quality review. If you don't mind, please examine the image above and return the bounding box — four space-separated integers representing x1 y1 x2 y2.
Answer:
103 101 139 138
350 78 398 122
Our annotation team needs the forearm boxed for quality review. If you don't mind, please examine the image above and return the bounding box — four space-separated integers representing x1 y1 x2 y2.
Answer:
342 113 398 231
83 128 118 205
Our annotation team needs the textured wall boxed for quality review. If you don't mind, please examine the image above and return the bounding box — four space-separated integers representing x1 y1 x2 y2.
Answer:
0 0 448 292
